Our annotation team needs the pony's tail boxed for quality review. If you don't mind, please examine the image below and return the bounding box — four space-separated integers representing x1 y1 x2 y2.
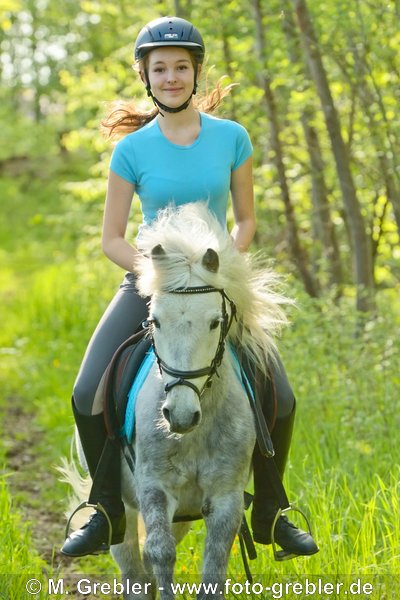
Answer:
57 456 93 530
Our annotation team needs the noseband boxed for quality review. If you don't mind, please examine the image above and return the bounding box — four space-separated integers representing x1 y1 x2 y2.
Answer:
145 286 237 399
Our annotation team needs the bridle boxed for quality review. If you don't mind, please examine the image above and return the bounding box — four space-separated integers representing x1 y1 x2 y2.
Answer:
144 286 237 399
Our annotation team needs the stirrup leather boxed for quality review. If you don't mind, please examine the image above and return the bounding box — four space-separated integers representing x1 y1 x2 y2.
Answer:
64 501 113 549
271 504 313 561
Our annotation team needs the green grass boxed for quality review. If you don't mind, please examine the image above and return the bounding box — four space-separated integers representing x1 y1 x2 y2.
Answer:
0 475 51 599
1 170 399 599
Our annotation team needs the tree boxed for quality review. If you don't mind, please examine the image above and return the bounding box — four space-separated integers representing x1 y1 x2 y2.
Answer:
291 0 375 311
251 0 320 298
280 0 342 291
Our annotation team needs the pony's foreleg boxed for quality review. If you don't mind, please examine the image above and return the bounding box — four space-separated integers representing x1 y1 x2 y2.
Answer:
111 506 155 600
198 491 244 600
140 487 177 600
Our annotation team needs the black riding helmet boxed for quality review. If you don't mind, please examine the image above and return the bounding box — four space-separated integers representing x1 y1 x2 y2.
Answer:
134 16 205 63
134 17 205 114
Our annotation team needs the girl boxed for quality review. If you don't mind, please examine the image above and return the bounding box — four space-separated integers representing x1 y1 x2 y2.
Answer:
61 16 318 559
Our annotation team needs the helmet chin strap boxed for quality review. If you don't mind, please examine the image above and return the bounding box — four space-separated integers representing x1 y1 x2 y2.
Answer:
149 92 193 115
144 68 198 117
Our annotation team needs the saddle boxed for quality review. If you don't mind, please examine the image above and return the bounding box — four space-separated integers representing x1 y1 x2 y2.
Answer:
100 327 151 441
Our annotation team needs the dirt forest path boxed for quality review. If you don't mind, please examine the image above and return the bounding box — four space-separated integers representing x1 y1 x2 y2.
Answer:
3 399 115 599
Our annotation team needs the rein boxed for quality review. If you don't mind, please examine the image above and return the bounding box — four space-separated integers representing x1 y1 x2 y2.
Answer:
144 286 237 399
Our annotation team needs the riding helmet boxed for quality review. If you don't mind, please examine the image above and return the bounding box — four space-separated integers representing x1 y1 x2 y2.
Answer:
134 16 205 63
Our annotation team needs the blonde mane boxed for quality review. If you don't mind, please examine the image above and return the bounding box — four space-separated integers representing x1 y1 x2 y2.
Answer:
134 203 291 370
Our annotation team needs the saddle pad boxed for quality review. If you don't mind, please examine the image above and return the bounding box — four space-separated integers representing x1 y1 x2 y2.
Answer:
122 347 156 443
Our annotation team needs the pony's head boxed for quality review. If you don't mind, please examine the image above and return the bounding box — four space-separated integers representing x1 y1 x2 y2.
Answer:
145 244 236 434
135 203 291 434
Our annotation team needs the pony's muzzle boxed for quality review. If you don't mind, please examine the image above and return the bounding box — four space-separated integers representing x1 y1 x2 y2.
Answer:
162 395 202 434
162 405 201 433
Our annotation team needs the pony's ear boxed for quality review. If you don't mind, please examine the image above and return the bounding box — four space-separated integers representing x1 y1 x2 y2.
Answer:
202 248 219 273
151 244 166 259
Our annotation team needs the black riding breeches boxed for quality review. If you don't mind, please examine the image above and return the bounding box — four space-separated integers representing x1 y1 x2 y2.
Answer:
73 273 149 416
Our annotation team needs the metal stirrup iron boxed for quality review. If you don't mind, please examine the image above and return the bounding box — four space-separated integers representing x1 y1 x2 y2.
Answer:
270 505 314 561
64 501 113 551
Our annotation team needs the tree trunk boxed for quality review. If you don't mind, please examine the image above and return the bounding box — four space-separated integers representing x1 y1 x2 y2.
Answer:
252 0 320 298
220 26 238 121
174 0 192 19
280 0 343 291
292 0 375 312
348 33 400 237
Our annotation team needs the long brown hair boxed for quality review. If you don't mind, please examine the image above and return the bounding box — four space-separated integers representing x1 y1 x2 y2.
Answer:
101 54 236 140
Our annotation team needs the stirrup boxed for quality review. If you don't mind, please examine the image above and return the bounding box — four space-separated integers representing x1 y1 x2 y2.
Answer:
64 501 113 549
271 504 313 561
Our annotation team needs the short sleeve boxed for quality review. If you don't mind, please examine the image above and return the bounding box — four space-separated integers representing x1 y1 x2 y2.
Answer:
109 136 137 184
232 124 253 171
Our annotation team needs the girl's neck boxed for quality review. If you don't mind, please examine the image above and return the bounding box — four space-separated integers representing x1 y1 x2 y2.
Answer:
156 105 201 146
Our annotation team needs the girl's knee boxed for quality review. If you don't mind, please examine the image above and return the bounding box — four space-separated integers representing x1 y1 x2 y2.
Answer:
271 358 296 419
72 380 97 416
276 389 295 419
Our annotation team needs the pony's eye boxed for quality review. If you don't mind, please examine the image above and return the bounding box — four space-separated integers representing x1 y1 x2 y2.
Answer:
210 318 221 331
149 317 160 329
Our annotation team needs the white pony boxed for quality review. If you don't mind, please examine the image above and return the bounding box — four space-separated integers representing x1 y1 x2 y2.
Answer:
68 203 289 600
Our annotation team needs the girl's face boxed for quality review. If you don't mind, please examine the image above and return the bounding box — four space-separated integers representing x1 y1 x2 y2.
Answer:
144 47 198 109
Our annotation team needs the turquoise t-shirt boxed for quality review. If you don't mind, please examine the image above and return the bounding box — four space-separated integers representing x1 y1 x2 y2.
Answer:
109 112 253 228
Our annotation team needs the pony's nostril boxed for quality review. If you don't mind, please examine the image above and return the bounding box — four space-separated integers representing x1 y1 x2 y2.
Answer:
192 411 201 427
162 407 171 423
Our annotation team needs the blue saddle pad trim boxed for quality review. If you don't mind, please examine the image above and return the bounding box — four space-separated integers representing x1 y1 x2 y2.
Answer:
122 345 254 444
122 347 156 443
228 345 256 402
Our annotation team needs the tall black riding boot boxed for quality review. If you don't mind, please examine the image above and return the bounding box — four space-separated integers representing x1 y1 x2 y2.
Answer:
60 400 126 557
251 403 319 556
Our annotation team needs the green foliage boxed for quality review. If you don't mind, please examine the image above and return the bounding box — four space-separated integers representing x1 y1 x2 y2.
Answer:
2 0 399 290
0 1 399 595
